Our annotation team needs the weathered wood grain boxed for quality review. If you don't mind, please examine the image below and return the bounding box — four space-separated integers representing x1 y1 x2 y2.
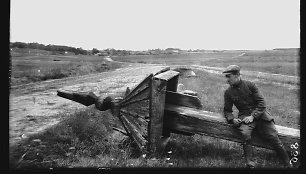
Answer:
120 110 148 138
120 96 149 108
164 104 300 152
148 77 167 154
165 91 203 109
120 74 152 104
120 114 147 152
112 127 129 136
153 67 171 76
166 74 179 92
154 70 180 81
57 90 98 106
121 109 149 120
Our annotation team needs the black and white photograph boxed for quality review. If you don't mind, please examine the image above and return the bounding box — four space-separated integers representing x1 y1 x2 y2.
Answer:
9 0 300 170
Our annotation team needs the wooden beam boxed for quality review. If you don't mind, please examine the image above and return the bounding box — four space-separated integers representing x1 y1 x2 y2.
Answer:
120 74 152 104
166 91 203 109
154 70 180 81
120 96 149 108
166 74 179 92
148 77 167 154
164 104 300 152
121 110 148 138
112 127 129 136
153 67 171 76
120 114 147 152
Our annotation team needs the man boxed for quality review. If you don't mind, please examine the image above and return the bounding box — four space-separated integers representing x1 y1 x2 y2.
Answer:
222 65 292 168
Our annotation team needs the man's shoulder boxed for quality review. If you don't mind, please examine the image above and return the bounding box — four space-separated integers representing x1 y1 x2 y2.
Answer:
241 79 256 87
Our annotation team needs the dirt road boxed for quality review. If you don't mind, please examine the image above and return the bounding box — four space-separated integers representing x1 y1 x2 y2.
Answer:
9 64 168 145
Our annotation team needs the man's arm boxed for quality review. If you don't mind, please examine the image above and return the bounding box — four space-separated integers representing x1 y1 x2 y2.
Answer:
248 82 266 119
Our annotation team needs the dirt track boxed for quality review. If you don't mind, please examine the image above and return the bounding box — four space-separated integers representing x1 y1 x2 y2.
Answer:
9 63 168 145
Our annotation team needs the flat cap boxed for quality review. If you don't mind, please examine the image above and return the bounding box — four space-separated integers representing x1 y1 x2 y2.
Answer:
222 65 240 74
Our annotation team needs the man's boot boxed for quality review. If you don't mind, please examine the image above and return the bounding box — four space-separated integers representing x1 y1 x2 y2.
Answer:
243 143 256 168
274 144 293 168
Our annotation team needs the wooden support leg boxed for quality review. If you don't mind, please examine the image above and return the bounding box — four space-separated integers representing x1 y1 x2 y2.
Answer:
148 78 167 155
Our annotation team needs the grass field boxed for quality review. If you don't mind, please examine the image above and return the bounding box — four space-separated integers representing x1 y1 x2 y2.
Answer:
10 48 123 86
112 49 299 76
9 48 300 169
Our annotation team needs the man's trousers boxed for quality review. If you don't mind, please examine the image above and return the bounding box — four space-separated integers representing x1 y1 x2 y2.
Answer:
237 119 290 167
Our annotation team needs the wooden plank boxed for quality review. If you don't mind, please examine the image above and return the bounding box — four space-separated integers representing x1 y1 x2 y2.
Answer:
120 114 147 152
152 70 179 149
165 91 203 109
148 77 167 154
112 127 129 136
120 96 149 108
120 86 150 107
166 74 179 92
121 109 149 120
120 110 148 138
164 104 300 152
120 74 152 104
154 70 180 81
153 67 171 76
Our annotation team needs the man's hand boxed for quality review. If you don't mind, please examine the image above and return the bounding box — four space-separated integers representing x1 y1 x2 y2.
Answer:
242 116 254 124
232 118 242 126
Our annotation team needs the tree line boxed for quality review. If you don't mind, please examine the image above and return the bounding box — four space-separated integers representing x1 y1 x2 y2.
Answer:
10 41 189 56
10 42 88 55
10 42 134 56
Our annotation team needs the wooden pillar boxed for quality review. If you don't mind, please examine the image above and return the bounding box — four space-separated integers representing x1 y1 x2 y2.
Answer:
148 77 167 154
148 70 180 155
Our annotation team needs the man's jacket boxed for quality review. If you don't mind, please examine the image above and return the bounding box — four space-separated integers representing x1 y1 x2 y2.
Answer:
223 79 273 123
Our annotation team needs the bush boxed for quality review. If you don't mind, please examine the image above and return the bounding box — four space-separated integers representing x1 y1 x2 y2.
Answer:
40 68 68 80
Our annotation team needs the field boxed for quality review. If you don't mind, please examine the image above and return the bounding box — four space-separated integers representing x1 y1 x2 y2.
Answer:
10 48 123 86
9 48 300 169
112 49 299 76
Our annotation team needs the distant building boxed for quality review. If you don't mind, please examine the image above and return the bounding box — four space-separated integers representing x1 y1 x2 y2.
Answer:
94 52 103 56
99 51 109 56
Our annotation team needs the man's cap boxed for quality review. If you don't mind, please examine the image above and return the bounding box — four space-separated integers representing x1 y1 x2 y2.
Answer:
222 65 240 75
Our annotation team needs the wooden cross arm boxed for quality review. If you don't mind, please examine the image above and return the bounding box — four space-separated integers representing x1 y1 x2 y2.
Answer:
57 90 113 111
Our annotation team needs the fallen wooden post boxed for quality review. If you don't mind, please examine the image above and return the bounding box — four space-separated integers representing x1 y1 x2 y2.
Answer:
163 104 300 152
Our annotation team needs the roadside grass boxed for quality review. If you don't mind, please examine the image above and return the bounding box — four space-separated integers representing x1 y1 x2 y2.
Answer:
10 60 122 86
9 107 124 168
9 107 170 168
166 134 284 168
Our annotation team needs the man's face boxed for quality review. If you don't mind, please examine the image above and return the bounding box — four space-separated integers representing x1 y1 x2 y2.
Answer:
225 74 239 85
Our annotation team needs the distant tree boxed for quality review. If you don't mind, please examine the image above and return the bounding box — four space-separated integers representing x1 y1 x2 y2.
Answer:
10 41 90 55
92 48 100 55
11 42 27 48
75 47 87 55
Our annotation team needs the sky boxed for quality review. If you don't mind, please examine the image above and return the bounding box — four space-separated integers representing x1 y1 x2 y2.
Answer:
10 0 300 51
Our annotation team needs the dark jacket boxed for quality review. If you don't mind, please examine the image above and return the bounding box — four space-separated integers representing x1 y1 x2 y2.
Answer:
223 79 273 123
